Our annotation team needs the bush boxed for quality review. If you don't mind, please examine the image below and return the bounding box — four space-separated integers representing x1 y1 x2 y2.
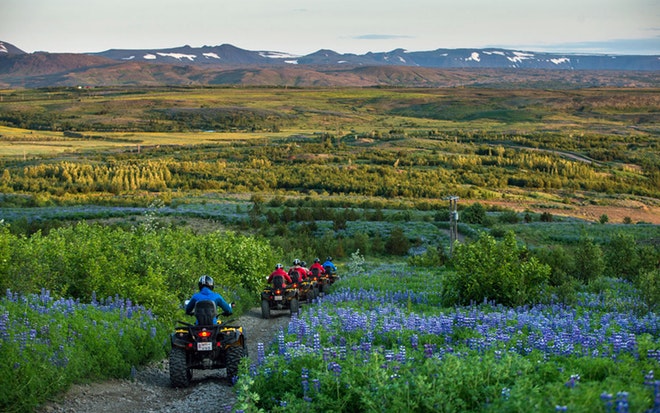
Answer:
385 226 410 256
444 231 551 306
461 202 487 225
574 233 605 283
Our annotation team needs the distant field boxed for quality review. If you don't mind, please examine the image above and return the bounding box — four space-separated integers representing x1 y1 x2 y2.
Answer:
0 86 658 224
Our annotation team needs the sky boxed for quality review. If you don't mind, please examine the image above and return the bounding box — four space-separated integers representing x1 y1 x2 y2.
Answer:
2 0 659 56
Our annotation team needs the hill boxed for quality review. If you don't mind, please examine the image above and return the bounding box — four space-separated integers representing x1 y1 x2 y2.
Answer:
0 40 658 88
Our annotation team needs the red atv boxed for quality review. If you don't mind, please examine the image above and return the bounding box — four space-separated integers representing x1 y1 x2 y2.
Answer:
261 275 299 319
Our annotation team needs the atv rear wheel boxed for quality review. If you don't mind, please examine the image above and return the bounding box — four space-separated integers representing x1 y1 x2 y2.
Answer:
290 298 299 315
226 346 244 384
261 299 270 319
169 347 191 388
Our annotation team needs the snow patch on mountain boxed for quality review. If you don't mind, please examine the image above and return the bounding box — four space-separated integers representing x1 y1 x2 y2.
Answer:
157 52 196 61
144 54 157 60
0 43 7 54
507 51 535 63
203 53 220 59
550 57 570 65
467 52 480 62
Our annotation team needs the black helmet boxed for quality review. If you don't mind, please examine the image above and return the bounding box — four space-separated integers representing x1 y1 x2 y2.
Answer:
314 258 320 263
326 256 333 262
301 261 307 267
198 275 214 291
275 263 283 269
293 259 301 266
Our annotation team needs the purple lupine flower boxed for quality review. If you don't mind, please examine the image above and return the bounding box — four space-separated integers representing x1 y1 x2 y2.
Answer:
278 330 286 355
501 387 510 400
313 333 321 353
257 342 265 365
565 374 580 388
423 343 434 358
327 361 342 378
615 391 629 413
601 392 613 413
301 368 309 395
411 334 419 350
0 312 9 340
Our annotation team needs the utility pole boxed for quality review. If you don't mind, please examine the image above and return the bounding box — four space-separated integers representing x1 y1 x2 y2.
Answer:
448 196 459 256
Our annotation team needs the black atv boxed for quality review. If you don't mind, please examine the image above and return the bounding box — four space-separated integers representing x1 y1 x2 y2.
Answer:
324 265 339 287
289 269 317 303
169 300 247 387
261 275 299 319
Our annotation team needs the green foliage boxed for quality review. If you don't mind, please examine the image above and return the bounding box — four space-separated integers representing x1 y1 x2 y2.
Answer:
444 231 551 306
408 246 450 268
0 290 168 412
636 268 660 312
574 233 605 283
605 232 641 281
385 226 411 256
460 202 488 225
0 222 277 319
347 249 366 275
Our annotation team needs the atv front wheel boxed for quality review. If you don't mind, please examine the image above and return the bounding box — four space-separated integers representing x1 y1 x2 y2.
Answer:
290 298 299 315
261 300 270 319
169 347 191 388
226 346 245 384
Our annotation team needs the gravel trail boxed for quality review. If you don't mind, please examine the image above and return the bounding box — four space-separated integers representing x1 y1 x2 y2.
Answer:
38 306 293 413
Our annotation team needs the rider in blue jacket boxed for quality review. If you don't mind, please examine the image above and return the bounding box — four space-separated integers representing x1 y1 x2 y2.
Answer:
186 275 232 323
322 256 337 274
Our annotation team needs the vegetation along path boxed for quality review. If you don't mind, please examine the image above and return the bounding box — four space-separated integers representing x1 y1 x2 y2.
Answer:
38 306 292 413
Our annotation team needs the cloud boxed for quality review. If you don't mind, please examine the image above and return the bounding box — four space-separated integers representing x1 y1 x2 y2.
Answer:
543 37 660 55
492 37 659 55
353 34 414 40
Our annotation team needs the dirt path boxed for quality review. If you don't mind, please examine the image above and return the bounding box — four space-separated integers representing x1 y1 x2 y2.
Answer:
38 306 293 413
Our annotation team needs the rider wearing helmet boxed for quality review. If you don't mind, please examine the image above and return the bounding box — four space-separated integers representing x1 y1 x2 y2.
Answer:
289 258 307 281
322 256 337 274
268 263 292 284
185 275 233 321
300 261 310 277
309 257 325 276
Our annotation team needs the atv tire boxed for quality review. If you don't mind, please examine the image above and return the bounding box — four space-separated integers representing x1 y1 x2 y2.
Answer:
226 346 244 384
169 347 191 388
261 299 270 319
290 298 299 315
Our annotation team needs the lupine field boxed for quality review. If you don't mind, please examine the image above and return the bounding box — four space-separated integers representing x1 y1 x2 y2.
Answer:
235 264 660 413
0 289 169 412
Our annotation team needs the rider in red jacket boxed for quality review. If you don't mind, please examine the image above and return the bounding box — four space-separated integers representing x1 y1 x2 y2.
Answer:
268 263 292 284
309 258 325 277
289 259 307 282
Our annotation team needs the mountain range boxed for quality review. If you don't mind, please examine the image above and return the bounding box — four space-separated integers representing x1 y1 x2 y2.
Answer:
1 41 658 88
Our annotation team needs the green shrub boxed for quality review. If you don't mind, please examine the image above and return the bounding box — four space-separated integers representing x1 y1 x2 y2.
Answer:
574 233 605 283
444 231 551 306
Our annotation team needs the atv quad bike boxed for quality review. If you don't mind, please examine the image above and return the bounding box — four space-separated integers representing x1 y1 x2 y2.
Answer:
289 269 317 303
310 266 328 294
170 300 247 387
323 265 339 287
261 274 299 319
